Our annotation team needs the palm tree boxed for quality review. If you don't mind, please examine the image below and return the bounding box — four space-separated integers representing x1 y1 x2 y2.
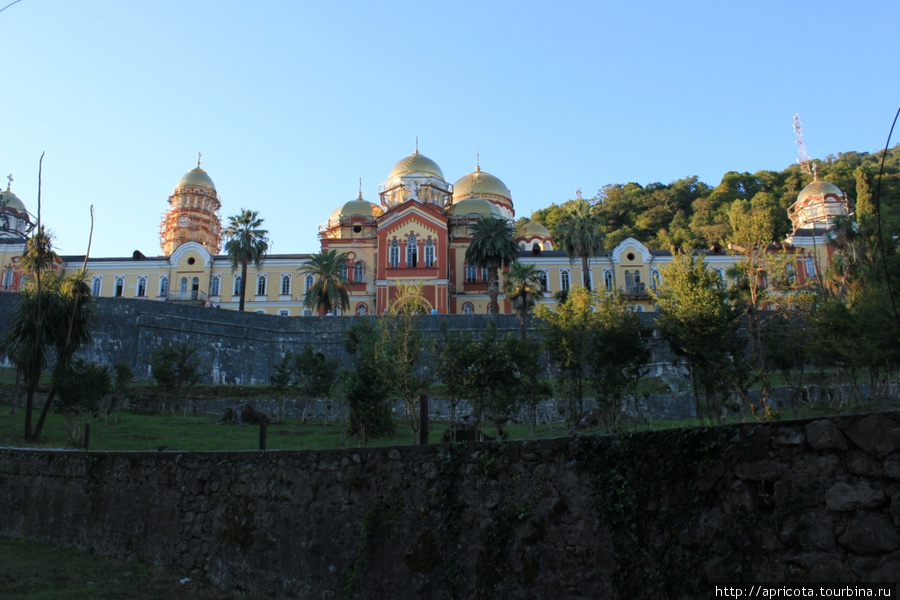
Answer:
504 261 544 339
223 210 270 311
1 263 94 442
465 217 520 314
299 249 351 315
555 199 604 290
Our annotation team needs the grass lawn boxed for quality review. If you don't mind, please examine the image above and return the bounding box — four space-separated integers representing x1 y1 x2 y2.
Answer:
2 398 884 451
0 536 253 600
0 408 587 451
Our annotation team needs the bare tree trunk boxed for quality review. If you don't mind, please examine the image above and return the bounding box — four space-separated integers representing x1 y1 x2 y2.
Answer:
239 261 248 311
10 369 21 413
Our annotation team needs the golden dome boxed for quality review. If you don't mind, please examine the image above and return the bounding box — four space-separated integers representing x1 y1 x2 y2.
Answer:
517 220 550 239
176 167 216 191
388 151 445 181
329 193 383 223
796 179 843 206
0 188 27 213
446 197 503 219
452 167 511 202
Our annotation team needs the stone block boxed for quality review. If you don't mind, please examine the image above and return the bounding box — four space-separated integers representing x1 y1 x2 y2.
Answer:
844 414 900 459
805 419 847 451
825 481 886 512
773 427 804 447
838 512 900 554
884 454 900 480
846 450 883 478
734 460 785 481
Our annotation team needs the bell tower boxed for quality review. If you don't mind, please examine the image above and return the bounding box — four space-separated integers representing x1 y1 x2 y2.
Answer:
160 154 222 255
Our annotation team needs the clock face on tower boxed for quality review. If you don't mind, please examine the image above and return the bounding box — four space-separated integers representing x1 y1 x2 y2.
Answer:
178 216 190 227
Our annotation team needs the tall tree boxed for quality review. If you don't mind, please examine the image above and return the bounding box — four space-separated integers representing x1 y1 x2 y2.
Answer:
223 209 270 312
555 199 604 289
504 261 544 339
650 251 743 422
535 286 596 429
382 280 433 442
725 198 792 417
589 292 650 432
299 249 351 315
465 217 520 314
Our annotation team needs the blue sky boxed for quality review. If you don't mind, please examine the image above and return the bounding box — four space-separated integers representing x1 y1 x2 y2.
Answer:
3 0 899 258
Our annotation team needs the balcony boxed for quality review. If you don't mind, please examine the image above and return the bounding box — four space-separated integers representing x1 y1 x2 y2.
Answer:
622 283 648 298
167 290 208 305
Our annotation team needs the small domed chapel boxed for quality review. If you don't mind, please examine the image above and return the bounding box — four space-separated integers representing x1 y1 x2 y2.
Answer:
0 152 850 316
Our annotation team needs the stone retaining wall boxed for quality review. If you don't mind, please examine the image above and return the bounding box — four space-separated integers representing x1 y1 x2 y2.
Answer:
1 411 899 598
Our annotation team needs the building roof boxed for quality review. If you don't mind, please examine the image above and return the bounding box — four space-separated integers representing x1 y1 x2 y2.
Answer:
387 151 444 181
176 167 216 191
452 167 511 202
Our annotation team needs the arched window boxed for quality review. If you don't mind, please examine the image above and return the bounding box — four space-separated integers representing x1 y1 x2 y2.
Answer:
340 262 349 280
334 306 343 316
305 274 314 292
560 270 570 291
582 269 593 289
538 270 549 292
280 274 291 295
353 261 364 282
91 276 102 296
406 234 418 267
180 277 188 295
650 269 661 291
278 309 290 317
210 275 221 297
114 276 125 297
624 270 633 292
481 268 488 282
390 239 400 268
302 308 313 317
256 274 267 296
465 264 477 283
462 302 474 315
136 276 147 297
3 268 14 290
233 275 243 296
356 303 368 315
715 268 725 282
159 276 169 297
424 238 435 267
603 269 613 291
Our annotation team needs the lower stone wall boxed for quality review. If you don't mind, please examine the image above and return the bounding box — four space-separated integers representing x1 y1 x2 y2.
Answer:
1 412 899 599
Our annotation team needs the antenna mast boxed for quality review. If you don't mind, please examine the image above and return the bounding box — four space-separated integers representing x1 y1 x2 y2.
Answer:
794 114 813 176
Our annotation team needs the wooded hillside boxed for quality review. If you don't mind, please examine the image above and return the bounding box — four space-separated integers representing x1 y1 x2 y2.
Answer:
523 146 900 250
